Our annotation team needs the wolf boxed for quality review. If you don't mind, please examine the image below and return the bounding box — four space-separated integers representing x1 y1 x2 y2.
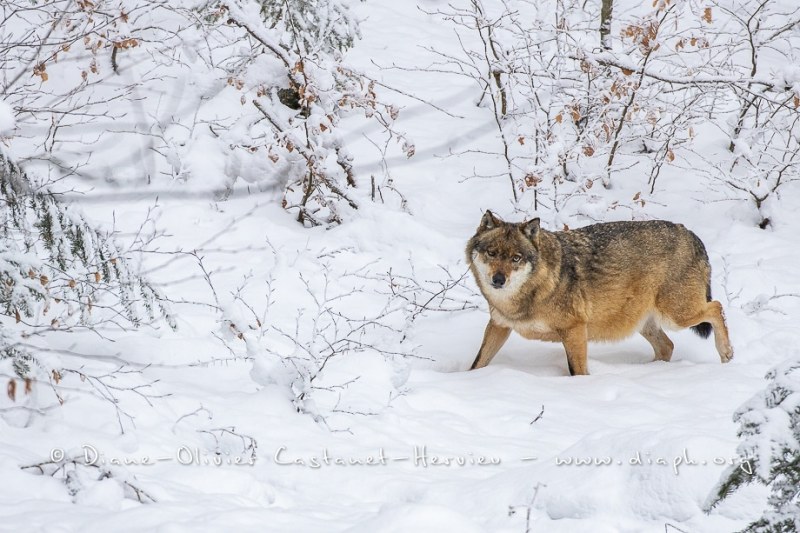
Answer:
465 211 733 375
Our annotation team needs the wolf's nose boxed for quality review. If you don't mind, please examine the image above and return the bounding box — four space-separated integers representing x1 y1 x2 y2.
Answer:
491 272 506 288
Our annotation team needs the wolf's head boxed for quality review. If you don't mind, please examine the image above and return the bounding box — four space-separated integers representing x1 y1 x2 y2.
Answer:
466 211 541 293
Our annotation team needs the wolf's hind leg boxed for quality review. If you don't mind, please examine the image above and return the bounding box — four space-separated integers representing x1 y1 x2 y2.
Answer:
470 320 511 370
669 300 733 363
639 316 674 362
700 300 733 363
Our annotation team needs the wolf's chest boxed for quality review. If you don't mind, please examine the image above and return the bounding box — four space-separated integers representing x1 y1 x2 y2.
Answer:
490 309 557 340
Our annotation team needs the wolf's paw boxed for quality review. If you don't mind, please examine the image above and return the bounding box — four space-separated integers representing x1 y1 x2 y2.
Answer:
719 346 734 363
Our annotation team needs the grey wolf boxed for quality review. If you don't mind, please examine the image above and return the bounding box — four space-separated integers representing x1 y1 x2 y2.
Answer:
465 211 733 375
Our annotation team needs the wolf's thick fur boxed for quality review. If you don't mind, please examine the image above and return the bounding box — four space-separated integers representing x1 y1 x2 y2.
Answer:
466 212 733 375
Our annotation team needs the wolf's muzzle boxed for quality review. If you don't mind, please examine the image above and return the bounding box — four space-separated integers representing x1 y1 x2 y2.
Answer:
491 272 506 288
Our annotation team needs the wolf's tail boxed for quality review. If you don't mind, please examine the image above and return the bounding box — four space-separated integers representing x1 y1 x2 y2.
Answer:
691 322 713 339
691 281 713 339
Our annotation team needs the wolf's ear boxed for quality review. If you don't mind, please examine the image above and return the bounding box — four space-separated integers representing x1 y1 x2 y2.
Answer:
478 210 502 232
522 218 541 243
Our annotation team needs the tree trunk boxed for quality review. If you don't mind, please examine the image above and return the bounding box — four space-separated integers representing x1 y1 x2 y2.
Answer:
600 0 613 50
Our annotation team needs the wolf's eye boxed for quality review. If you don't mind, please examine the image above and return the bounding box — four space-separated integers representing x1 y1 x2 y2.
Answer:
512 254 522 263
486 249 497 257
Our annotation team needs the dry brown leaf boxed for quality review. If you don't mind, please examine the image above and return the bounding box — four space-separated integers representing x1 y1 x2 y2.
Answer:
524 174 542 187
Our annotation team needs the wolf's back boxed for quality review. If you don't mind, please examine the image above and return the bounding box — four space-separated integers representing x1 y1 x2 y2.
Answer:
562 220 709 268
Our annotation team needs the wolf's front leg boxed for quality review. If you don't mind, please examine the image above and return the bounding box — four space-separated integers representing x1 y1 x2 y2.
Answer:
470 320 511 370
560 325 589 376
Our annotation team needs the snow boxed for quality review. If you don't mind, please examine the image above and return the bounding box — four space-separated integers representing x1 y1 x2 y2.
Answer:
0 101 13 134
2 0 800 532
345 504 485 533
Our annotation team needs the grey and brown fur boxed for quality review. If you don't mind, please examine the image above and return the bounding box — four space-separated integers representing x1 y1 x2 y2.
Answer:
466 211 733 375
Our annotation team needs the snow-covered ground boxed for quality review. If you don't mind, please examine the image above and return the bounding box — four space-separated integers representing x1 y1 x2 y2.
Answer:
2 1 800 532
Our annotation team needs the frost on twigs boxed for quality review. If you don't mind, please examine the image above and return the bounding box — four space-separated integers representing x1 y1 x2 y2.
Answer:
1 0 408 227
423 0 799 225
198 243 476 431
1 148 174 428
424 0 695 212
212 0 410 226
22 453 156 505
